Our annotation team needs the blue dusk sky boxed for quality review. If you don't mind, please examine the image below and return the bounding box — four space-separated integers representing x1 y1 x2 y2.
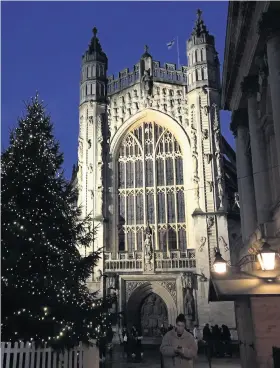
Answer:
2 1 232 179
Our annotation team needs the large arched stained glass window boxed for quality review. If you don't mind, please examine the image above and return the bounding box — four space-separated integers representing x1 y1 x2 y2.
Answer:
117 122 187 252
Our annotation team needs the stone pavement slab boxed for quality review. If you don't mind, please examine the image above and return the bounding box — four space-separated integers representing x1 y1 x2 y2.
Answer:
109 348 241 368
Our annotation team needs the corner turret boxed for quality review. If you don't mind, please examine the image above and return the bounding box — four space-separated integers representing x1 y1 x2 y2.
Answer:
80 27 108 104
186 10 220 91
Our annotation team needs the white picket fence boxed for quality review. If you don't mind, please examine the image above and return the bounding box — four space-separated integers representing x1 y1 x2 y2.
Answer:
1 341 99 368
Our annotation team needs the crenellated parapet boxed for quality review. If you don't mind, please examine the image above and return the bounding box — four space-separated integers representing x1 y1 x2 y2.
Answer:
108 60 188 96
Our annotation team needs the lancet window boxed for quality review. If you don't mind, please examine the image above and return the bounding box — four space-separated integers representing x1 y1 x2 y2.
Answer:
117 122 187 252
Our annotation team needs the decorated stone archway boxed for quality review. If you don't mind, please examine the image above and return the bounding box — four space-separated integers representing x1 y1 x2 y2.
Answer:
125 280 178 332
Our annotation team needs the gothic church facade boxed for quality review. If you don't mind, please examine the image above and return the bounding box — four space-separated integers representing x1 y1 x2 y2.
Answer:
75 12 239 337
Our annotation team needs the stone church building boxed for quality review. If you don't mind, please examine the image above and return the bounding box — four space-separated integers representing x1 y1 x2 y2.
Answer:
74 11 239 339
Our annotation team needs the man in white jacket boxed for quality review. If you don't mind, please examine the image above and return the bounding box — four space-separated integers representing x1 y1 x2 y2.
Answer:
160 314 197 368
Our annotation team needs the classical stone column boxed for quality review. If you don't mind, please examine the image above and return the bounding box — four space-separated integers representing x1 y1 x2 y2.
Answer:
231 109 257 241
258 10 280 175
241 76 271 225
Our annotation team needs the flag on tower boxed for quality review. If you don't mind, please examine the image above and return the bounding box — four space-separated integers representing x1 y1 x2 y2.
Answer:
167 39 175 50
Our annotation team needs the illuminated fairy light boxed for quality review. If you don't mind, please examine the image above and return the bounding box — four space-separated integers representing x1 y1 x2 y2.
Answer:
2 95 114 348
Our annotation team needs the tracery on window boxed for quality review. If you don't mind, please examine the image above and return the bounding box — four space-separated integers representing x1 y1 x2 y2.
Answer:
117 122 187 252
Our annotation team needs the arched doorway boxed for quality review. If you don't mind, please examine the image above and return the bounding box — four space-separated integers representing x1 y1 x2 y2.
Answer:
140 293 168 337
125 280 178 340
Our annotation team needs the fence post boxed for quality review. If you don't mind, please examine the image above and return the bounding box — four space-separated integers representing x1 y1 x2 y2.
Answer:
84 341 99 368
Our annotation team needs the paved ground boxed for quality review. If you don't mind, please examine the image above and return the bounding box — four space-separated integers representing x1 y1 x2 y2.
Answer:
108 346 241 368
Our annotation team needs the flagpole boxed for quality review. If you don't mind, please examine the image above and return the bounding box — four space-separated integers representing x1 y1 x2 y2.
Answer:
176 36 180 69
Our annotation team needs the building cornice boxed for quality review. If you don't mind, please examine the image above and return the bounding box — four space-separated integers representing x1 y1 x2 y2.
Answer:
222 2 257 110
221 1 236 109
222 2 270 111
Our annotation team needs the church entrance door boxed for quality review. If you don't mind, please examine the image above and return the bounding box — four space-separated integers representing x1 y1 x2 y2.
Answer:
140 293 168 337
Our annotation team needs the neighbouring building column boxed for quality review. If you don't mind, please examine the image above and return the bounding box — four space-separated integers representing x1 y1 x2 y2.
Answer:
241 76 271 225
231 109 257 242
235 299 257 368
258 10 280 176
250 296 280 368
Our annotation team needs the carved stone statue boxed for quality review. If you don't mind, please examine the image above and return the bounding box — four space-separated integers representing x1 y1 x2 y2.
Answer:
214 129 220 153
181 273 187 289
191 130 197 153
185 287 196 322
202 129 208 140
142 69 153 96
192 155 198 178
144 232 153 262
215 152 223 176
217 176 224 209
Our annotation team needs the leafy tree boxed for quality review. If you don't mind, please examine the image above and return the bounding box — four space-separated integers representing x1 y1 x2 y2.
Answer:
1 95 114 349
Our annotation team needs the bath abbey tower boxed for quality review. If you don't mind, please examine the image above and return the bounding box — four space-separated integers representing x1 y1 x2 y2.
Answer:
75 11 239 339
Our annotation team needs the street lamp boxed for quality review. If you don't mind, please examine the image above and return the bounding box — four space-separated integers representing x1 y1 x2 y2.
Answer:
212 242 278 275
213 250 227 274
257 242 276 271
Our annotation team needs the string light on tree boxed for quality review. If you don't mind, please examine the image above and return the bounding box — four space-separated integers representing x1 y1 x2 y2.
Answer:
1 94 115 349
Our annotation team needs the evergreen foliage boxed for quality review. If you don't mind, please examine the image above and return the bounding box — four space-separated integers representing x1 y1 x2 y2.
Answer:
1 95 114 349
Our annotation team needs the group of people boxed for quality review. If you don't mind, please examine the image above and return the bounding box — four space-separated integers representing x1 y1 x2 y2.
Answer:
121 325 143 362
202 323 232 357
117 318 232 366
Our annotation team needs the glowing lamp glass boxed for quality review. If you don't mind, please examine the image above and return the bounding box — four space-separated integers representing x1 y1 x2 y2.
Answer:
257 243 276 271
213 252 227 274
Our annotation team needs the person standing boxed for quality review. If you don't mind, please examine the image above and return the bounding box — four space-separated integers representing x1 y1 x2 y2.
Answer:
121 327 129 360
136 326 143 361
212 325 222 357
202 323 212 341
106 325 114 360
221 324 232 357
203 323 213 358
160 314 197 368
193 325 199 342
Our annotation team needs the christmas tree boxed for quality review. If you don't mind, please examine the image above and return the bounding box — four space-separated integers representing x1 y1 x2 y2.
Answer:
1 95 114 349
